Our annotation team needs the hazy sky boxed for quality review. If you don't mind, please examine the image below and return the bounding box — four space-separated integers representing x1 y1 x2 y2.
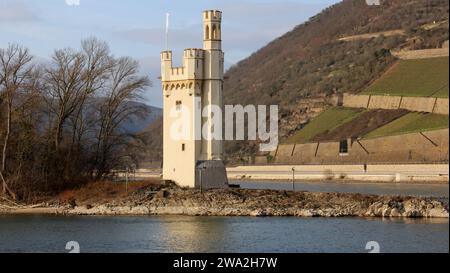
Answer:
0 0 340 107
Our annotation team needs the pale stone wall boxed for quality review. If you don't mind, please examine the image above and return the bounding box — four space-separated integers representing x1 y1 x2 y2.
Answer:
342 93 449 114
276 144 296 162
316 142 341 162
356 129 449 163
342 93 370 108
275 129 449 164
338 29 405 42
292 143 319 162
434 98 449 115
368 95 402 109
254 156 268 165
400 97 436 113
227 164 449 182
392 48 449 60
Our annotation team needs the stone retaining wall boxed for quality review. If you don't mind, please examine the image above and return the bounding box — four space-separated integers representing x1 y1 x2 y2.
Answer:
342 94 370 108
392 48 449 60
275 129 449 164
401 97 436 112
434 98 449 115
368 95 402 109
342 93 449 114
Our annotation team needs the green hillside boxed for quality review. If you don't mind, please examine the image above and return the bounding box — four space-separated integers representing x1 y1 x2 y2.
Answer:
286 107 362 144
364 112 449 139
361 57 449 98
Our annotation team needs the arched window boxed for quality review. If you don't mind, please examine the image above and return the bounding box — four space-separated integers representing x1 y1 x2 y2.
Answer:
212 25 217 39
205 25 210 40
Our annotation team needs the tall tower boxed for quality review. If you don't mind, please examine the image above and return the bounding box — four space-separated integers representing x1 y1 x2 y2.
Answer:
160 10 228 189
201 10 225 161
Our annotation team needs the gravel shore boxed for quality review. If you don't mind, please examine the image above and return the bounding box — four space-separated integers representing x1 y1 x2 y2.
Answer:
1 183 448 218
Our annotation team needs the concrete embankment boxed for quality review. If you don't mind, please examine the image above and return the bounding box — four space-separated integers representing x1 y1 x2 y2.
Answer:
118 164 449 183
227 164 449 183
1 184 448 218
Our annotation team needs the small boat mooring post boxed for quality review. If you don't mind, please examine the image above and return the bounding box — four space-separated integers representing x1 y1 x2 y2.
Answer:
292 167 296 191
125 166 129 193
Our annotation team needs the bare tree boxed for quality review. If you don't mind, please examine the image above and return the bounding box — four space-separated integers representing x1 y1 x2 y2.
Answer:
0 39 153 198
43 48 87 150
0 44 35 199
94 57 150 178
69 38 112 146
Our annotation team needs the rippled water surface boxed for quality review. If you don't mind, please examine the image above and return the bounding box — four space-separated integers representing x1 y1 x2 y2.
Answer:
0 215 448 253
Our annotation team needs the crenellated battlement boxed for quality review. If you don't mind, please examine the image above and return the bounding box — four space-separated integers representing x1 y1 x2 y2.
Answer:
203 10 222 21
161 48 205 83
184 48 205 59
170 66 185 76
161 50 172 61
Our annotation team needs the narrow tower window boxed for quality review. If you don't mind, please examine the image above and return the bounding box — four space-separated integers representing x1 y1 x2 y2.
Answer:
205 25 210 40
212 25 217 39
176 101 182 111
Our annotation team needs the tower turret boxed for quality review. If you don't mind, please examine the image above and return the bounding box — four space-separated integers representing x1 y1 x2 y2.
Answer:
183 48 204 80
160 50 172 82
203 10 222 50
201 10 224 160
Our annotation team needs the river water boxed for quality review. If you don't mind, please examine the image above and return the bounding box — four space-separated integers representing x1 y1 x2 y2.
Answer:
1 182 448 253
0 215 448 253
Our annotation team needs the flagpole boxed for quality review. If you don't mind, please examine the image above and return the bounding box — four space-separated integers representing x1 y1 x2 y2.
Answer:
165 13 170 50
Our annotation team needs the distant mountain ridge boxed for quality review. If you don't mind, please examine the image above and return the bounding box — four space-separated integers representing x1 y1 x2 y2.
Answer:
121 103 162 134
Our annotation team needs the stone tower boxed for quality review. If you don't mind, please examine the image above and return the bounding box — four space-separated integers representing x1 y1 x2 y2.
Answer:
160 10 228 189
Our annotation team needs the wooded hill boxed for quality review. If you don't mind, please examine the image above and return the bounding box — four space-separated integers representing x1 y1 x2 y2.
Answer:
142 0 449 164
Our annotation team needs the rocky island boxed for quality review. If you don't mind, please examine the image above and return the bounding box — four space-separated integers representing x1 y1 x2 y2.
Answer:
1 181 448 218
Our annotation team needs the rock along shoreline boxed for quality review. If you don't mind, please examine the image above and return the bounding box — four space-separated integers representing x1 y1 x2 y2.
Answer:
1 183 448 218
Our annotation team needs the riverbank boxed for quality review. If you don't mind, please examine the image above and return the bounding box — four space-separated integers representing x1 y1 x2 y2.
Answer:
1 181 448 218
127 164 450 183
227 164 450 183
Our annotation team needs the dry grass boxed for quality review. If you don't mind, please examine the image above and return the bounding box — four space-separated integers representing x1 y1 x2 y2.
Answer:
58 180 162 205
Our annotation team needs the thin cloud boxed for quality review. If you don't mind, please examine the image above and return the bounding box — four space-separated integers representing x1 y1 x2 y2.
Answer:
115 0 334 53
115 25 202 49
220 0 334 25
116 24 275 52
0 1 40 23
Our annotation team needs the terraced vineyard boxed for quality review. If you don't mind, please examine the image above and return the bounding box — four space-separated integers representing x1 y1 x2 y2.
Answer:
361 57 449 98
286 107 363 144
285 107 449 144
364 112 449 139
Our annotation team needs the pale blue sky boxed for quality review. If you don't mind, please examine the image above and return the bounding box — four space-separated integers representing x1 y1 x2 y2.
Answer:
0 0 340 107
